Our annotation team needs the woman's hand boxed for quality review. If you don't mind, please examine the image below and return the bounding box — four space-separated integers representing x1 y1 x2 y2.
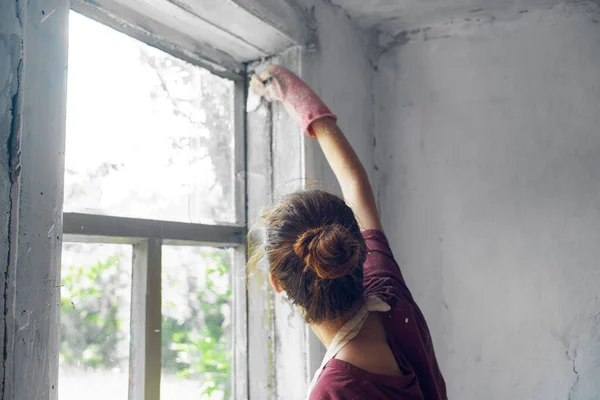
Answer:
250 65 336 137
250 65 284 102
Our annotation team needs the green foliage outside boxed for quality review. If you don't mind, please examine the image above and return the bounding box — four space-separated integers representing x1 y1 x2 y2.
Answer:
61 255 127 369
60 248 232 399
161 249 232 398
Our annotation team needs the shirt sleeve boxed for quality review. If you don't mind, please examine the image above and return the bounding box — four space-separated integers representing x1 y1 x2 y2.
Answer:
361 229 414 306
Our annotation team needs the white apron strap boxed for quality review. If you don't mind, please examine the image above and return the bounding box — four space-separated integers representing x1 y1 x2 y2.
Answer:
305 296 391 399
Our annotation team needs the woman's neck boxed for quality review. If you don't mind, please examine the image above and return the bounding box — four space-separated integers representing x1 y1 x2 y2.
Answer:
309 302 363 348
310 318 345 348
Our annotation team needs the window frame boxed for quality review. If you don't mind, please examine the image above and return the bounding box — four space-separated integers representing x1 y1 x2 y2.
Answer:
61 11 248 399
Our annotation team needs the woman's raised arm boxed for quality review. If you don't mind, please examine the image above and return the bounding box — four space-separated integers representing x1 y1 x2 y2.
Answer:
251 65 381 230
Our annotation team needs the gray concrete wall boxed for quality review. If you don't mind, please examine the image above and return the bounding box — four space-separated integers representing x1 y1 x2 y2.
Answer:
0 0 69 398
373 3 600 399
302 0 375 194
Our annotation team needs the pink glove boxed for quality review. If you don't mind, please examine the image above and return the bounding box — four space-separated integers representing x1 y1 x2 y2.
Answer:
250 65 337 137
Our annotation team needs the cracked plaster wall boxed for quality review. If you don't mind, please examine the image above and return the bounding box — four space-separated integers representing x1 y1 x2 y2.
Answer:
372 3 600 399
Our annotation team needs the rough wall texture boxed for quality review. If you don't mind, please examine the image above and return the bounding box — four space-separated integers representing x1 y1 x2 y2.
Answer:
330 0 557 34
373 3 600 399
302 0 375 196
0 1 68 399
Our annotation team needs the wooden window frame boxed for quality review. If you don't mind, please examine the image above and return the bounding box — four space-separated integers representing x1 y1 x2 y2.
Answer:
6 0 316 398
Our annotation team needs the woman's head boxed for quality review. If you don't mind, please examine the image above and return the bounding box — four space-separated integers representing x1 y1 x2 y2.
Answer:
261 189 366 323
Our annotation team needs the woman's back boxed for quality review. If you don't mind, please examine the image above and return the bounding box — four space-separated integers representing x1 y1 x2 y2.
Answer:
311 230 447 400
336 312 402 377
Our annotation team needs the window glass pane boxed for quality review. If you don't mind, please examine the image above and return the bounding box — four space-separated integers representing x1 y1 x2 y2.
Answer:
59 243 132 400
65 11 235 224
162 246 233 400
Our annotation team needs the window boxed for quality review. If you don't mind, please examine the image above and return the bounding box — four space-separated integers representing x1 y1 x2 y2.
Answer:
64 11 236 224
61 11 246 400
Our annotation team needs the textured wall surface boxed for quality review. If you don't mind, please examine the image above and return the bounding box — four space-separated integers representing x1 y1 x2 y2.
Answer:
330 0 557 34
302 0 375 197
373 4 600 399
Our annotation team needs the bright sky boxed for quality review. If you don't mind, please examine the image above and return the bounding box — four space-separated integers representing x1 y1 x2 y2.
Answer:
65 11 234 224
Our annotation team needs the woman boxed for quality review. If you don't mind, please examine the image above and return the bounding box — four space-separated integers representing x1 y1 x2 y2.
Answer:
250 65 447 399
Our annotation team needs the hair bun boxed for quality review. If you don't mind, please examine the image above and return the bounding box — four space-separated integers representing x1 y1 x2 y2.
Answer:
293 224 361 280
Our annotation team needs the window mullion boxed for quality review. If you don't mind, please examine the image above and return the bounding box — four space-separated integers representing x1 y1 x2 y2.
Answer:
129 239 162 400
246 62 276 398
232 77 249 399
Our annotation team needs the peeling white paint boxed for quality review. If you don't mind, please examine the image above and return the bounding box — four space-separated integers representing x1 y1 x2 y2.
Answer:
40 9 56 24
47 223 55 237
17 311 31 332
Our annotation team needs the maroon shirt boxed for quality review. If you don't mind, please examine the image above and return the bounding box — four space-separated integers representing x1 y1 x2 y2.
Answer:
310 230 447 400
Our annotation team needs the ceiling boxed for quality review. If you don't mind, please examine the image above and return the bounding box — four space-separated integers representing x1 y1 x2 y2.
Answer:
329 0 556 35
